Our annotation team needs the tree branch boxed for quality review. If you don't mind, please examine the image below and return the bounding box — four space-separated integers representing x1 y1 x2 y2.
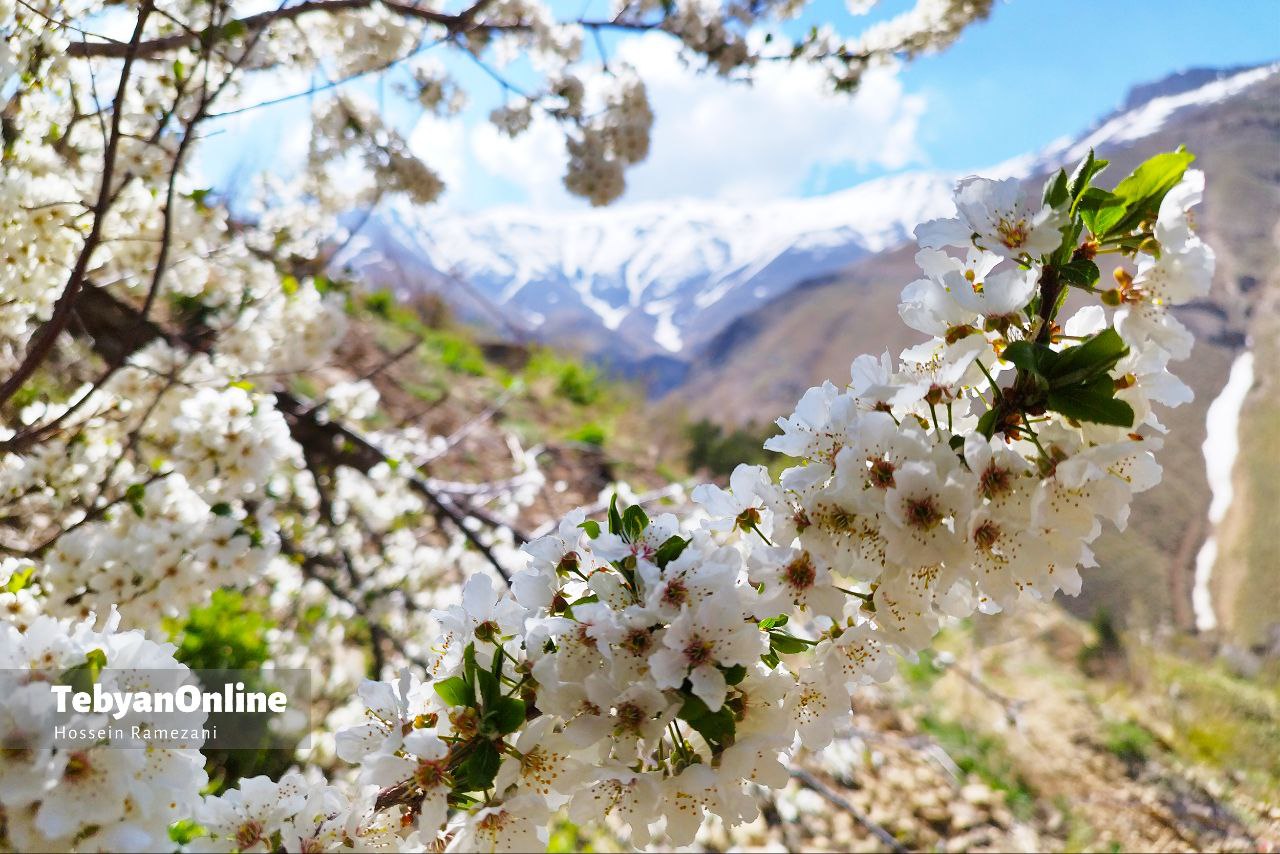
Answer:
0 0 154 410
63 0 638 59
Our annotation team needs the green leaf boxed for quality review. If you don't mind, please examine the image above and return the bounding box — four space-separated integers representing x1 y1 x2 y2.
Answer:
454 740 501 792
474 668 501 710
678 693 711 721
210 502 232 517
1112 148 1194 209
1049 328 1129 388
976 407 1000 440
721 664 747 686
769 632 809 655
1046 376 1135 427
761 650 781 669
61 648 108 696
621 504 649 542
434 676 472 708
653 535 689 568
488 696 526 735
1001 341 1058 378
168 819 204 846
678 693 736 749
3 566 33 594
125 482 147 518
1043 168 1069 208
607 494 622 536
1068 150 1108 204
1077 188 1126 236
687 707 736 749
463 643 479 686
579 519 601 538
757 614 789 631
1057 258 1100 288
1091 148 1195 239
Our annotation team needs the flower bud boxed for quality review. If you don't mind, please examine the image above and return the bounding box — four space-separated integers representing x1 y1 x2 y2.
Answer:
449 707 480 738
556 551 579 576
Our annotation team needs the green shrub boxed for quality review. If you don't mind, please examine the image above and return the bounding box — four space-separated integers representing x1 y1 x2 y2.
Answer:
165 590 296 793
526 350 605 406
684 418 780 476
1101 719 1156 766
568 421 608 446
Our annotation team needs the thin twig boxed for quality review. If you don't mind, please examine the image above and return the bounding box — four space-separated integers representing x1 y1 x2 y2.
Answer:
789 767 906 853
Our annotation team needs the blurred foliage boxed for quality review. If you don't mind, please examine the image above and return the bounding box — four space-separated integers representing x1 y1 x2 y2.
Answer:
1078 608 1126 676
526 349 605 406
1147 650 1280 801
1101 719 1156 768
165 590 299 794
899 649 944 690
683 418 781 477
567 421 608 447
547 819 596 853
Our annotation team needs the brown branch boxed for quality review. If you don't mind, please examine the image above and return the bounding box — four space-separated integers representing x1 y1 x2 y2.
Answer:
789 767 906 853
66 0 663 60
274 391 518 583
66 283 525 581
67 0 501 59
0 0 154 411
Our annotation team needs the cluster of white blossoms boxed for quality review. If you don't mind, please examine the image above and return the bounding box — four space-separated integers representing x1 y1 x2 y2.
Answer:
0 608 207 852
562 77 655 206
164 151 1211 851
309 96 446 209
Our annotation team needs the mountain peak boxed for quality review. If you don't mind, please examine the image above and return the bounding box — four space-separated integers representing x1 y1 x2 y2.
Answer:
1121 63 1273 112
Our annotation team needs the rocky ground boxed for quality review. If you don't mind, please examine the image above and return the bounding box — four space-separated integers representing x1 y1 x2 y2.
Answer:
693 609 1280 853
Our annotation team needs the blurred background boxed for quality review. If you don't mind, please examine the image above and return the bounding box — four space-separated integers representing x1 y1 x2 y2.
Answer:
203 1 1280 848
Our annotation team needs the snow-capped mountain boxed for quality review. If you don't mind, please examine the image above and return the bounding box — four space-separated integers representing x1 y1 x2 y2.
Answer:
334 171 955 360
333 62 1278 388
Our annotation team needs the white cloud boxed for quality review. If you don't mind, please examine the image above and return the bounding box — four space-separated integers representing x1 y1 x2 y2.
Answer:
469 117 569 209
466 32 927 209
407 112 471 204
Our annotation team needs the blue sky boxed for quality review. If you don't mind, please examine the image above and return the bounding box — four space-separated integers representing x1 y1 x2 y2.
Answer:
202 0 1279 212
879 0 1280 177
